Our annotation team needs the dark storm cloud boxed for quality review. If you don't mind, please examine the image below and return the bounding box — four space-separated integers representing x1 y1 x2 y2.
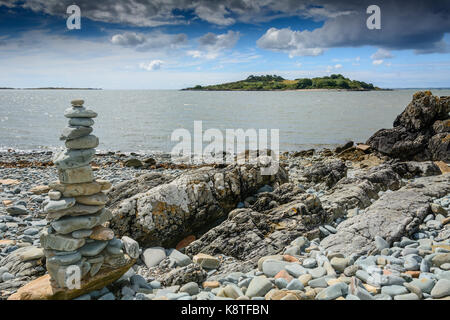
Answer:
257 0 450 55
3 0 450 54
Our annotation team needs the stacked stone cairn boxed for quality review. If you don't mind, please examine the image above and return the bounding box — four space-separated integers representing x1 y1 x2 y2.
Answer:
39 99 139 289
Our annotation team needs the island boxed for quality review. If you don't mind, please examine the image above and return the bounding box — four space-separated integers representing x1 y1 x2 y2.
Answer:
183 74 383 91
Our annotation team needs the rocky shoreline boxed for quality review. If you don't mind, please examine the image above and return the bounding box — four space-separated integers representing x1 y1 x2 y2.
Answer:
0 91 449 300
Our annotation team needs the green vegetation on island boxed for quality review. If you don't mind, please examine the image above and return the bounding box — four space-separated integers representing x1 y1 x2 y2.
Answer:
184 74 382 91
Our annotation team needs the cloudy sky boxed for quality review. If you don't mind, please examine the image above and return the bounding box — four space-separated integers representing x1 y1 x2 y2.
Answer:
1 0 450 89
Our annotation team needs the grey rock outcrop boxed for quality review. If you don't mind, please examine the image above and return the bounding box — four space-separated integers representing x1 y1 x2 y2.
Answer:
303 159 347 189
106 172 177 210
367 91 449 161
319 163 403 220
110 163 288 248
184 191 324 262
321 174 450 256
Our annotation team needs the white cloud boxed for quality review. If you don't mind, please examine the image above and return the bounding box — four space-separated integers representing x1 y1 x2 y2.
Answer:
187 50 203 59
371 49 394 60
373 60 384 65
139 60 164 71
256 27 325 57
194 4 235 26
198 30 240 51
325 64 343 73
189 30 240 60
111 32 146 46
186 50 219 60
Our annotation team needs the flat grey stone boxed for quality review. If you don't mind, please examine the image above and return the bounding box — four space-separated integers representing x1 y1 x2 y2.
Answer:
316 282 347 300
308 276 329 288
40 229 85 251
6 205 27 216
24 227 39 236
262 260 290 277
330 257 348 272
437 271 450 281
44 198 76 213
150 280 161 289
285 263 307 277
404 256 420 271
302 258 317 268
245 276 273 298
47 251 82 266
142 247 166 268
355 270 370 283
404 282 423 299
430 279 450 299
284 245 301 256
180 282 200 295
51 209 110 234
68 118 94 127
275 278 288 289
411 278 436 294
72 229 93 238
64 107 98 118
394 293 420 300
286 279 304 291
79 241 108 257
381 285 408 297
308 266 327 279
60 126 93 141
53 149 95 169
168 249 192 267
65 135 99 150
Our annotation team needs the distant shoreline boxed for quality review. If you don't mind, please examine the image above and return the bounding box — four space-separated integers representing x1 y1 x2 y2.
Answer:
0 87 102 90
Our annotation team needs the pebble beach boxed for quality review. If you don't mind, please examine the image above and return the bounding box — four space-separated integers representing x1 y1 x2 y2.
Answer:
1 91 450 301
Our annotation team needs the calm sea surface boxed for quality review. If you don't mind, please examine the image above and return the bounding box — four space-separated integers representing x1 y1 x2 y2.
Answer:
1 89 449 153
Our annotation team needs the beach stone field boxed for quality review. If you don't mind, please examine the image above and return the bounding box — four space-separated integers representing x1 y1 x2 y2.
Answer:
0 91 449 300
